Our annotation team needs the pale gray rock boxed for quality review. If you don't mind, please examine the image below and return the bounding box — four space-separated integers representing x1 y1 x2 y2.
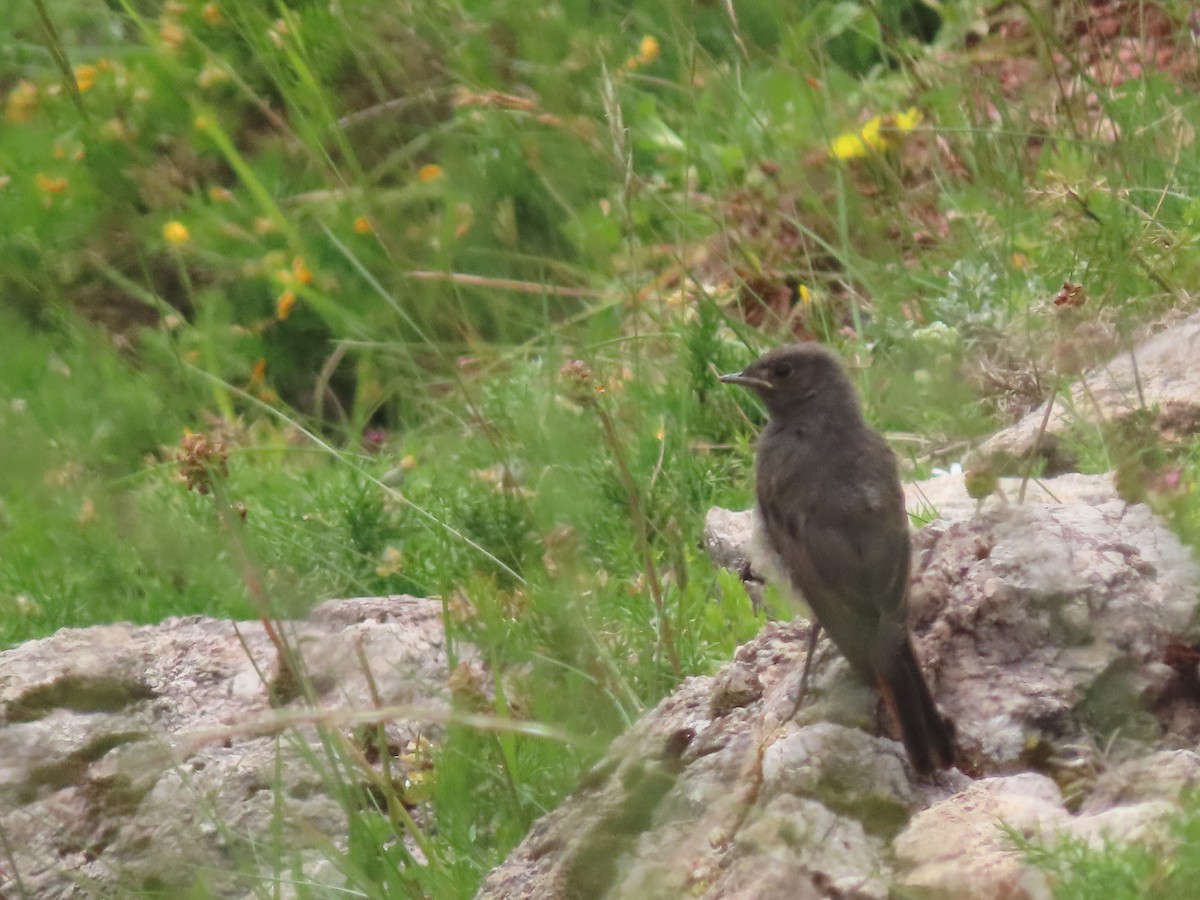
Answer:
913 500 1200 769
969 308 1200 474
903 471 1119 526
1077 750 1200 813
0 596 455 898
729 795 889 899
476 622 908 900
1062 800 1178 851
893 774 1067 899
760 723 919 827
896 771 1190 899
703 506 770 605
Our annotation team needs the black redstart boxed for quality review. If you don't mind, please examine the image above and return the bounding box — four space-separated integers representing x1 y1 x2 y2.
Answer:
720 343 954 774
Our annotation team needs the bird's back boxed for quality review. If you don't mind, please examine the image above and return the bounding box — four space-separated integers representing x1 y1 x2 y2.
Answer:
755 418 911 678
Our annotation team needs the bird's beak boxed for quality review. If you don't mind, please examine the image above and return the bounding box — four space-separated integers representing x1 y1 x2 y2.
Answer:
719 370 772 390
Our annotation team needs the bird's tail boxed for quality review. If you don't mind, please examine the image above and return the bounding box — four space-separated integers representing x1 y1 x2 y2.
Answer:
876 639 955 775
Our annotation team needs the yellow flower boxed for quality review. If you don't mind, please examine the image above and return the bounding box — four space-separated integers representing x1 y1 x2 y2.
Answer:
625 34 661 70
830 132 868 160
353 215 373 234
859 115 888 152
36 173 69 194
74 64 98 93
276 290 297 320
798 284 812 304
162 220 190 245
6 80 38 123
829 108 922 160
894 107 922 133
418 163 443 183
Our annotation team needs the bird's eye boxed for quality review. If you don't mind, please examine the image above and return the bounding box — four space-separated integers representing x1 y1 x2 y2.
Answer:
772 362 793 380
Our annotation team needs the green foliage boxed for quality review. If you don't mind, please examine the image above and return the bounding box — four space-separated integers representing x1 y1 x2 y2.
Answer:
1014 793 1200 899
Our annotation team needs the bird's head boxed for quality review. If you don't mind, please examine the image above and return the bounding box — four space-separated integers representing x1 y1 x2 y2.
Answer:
719 343 860 420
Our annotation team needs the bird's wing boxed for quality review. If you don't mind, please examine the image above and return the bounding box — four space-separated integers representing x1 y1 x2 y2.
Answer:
764 484 910 677
800 495 910 619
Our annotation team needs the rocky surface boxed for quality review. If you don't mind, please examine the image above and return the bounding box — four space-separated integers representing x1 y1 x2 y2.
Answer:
5 418 1200 897
480 479 1200 899
968 308 1200 474
0 595 456 898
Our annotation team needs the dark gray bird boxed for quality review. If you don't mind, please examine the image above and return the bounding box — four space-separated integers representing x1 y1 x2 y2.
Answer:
720 343 954 774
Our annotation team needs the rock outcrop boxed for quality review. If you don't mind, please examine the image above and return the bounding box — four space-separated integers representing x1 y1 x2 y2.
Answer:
0 596 454 898
479 476 1200 898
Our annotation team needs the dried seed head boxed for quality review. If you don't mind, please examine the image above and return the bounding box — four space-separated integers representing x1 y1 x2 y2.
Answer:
176 430 228 495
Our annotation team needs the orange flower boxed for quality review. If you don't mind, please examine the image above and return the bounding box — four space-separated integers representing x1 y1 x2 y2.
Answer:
36 173 69 194
291 255 313 285
638 35 660 64
276 290 297 320
202 3 223 25
74 64 98 92
160 18 185 50
353 215 373 234
250 358 267 385
418 163 443 182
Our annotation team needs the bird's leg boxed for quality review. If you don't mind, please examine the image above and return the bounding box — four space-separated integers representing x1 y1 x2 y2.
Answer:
788 622 822 720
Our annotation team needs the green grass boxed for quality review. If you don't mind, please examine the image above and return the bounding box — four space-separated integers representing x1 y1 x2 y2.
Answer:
1013 794 1200 900
4 0 1200 895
